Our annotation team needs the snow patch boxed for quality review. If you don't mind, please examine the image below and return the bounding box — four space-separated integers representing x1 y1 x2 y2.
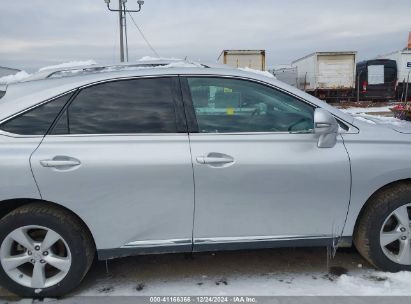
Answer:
162 61 203 68
335 271 411 296
353 116 377 124
341 106 392 115
77 269 411 296
38 60 97 72
138 56 181 62
355 113 411 127
0 60 97 84
239 67 276 79
0 71 31 85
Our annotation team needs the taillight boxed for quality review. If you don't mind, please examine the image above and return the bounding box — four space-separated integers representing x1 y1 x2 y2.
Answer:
362 81 367 93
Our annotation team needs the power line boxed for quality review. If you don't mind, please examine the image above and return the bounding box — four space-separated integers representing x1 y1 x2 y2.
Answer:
127 11 160 58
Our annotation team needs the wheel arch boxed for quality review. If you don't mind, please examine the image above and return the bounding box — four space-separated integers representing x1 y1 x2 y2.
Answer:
0 198 96 250
353 178 411 236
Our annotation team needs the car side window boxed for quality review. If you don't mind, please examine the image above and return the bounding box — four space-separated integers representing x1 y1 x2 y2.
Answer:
187 77 314 133
51 78 178 135
0 93 72 135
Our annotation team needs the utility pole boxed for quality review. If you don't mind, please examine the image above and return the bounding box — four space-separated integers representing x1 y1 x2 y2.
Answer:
118 0 124 62
105 0 145 63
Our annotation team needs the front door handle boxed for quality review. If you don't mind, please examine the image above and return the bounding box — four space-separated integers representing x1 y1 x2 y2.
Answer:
196 157 234 165
40 156 81 169
196 153 235 167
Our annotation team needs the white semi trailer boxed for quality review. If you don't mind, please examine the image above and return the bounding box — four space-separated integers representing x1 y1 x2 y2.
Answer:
292 52 357 102
218 50 266 71
270 66 298 87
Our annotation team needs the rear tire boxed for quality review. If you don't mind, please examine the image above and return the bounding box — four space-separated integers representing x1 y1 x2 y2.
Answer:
354 183 411 272
0 203 94 298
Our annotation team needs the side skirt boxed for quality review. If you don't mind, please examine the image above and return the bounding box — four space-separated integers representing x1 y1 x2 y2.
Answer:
194 236 352 252
97 237 353 261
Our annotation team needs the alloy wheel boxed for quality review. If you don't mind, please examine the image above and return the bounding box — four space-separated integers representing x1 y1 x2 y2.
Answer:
380 204 411 265
0 225 71 289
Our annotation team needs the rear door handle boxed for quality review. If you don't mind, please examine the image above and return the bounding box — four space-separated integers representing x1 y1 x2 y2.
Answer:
40 156 81 169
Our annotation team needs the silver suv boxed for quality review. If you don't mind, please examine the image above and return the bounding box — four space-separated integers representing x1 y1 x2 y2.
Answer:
0 61 411 297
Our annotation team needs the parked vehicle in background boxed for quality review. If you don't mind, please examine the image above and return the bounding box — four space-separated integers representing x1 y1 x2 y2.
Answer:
270 66 298 87
379 49 411 100
292 52 357 102
2 61 411 297
356 59 398 102
218 50 266 71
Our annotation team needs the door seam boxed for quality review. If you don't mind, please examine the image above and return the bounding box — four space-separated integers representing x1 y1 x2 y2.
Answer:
339 134 353 241
177 76 196 252
187 134 197 252
28 135 47 200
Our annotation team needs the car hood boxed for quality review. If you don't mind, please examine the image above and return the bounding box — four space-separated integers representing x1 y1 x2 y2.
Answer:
352 115 411 134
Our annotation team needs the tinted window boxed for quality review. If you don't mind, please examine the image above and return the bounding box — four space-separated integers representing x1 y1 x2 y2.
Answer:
52 78 177 134
0 94 71 135
187 78 314 133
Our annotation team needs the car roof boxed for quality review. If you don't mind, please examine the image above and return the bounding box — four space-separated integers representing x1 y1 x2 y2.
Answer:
0 63 354 125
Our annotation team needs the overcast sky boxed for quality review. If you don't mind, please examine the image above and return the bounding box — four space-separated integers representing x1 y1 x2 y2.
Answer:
0 0 410 71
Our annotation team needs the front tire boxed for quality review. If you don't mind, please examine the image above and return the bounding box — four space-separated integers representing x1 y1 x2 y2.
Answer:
354 183 411 272
0 203 94 298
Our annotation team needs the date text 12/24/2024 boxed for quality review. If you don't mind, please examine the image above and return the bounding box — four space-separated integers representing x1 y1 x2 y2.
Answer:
149 297 257 303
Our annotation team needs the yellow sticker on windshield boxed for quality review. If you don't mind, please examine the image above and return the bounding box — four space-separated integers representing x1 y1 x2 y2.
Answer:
224 88 233 93
227 107 235 115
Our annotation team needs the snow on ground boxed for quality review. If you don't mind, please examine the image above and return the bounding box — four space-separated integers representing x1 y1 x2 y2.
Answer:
71 248 411 296
0 248 406 298
352 114 411 128
339 104 411 129
340 106 393 115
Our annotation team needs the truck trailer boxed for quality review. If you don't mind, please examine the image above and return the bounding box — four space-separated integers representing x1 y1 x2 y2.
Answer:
218 50 266 71
292 51 357 102
270 66 298 87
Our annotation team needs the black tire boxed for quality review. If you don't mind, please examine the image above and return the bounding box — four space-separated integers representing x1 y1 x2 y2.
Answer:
354 182 411 272
0 203 95 298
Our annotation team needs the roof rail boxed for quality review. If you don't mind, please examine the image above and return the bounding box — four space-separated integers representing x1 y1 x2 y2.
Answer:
23 59 210 82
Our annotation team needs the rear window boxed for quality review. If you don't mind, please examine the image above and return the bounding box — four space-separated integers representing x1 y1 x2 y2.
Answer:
385 67 397 83
0 93 71 135
51 78 178 135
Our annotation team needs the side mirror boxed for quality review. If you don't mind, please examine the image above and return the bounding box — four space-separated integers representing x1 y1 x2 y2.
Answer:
314 108 339 148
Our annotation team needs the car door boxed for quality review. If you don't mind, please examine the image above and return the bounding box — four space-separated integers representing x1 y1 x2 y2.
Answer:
181 76 351 250
30 77 195 253
0 93 74 202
